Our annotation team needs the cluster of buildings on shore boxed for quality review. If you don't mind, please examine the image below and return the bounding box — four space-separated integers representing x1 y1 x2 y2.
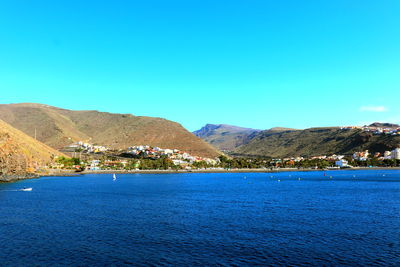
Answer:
352 148 400 161
270 154 347 167
62 142 218 170
60 140 400 171
336 148 400 168
86 159 129 171
271 148 400 169
64 142 217 164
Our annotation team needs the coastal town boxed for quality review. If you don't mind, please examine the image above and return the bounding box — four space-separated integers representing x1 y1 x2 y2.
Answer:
53 141 219 171
268 147 400 169
50 140 400 172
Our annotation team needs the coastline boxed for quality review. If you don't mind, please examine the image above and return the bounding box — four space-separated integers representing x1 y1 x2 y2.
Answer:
0 173 39 183
54 167 400 175
2 167 399 183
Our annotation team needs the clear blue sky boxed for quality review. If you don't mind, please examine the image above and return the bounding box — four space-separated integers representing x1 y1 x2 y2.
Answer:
0 0 399 131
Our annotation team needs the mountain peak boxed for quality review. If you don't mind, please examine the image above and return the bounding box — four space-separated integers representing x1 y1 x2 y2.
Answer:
193 124 261 151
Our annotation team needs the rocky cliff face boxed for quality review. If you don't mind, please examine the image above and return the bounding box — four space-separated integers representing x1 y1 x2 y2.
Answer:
0 132 29 175
0 119 64 181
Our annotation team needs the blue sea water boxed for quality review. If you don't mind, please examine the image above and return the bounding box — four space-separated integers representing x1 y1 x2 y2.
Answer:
1 170 400 266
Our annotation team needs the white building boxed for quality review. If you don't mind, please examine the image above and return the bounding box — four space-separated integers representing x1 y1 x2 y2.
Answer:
384 151 392 158
87 160 101 170
392 148 400 160
163 149 174 155
335 159 349 168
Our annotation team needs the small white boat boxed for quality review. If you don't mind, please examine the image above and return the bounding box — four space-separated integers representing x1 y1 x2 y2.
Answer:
20 188 32 192
113 174 117 181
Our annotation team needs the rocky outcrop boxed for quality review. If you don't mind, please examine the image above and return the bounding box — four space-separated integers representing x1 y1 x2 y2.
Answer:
0 119 64 182
0 132 30 175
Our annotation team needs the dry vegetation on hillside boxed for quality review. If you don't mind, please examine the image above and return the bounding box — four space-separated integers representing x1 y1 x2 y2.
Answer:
0 103 220 158
0 119 64 176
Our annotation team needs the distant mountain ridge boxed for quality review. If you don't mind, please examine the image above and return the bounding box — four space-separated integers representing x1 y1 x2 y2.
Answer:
194 122 400 158
0 103 221 158
193 124 261 151
234 127 400 158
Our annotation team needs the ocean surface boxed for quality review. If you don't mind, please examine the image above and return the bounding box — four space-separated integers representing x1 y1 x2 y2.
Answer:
1 170 400 266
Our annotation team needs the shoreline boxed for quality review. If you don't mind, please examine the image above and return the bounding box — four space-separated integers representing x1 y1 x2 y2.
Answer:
54 167 400 175
2 167 399 183
0 173 39 183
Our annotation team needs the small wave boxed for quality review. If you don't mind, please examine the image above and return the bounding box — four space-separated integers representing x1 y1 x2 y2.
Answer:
0 188 32 192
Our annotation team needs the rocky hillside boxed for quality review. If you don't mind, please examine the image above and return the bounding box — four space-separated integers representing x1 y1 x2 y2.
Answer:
0 103 220 158
193 124 260 151
234 127 400 158
0 119 64 180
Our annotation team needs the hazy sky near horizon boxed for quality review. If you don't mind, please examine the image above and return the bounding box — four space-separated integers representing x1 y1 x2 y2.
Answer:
0 1 399 131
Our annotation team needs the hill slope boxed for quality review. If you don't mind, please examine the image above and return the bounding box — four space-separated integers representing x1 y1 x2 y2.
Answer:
193 124 260 151
0 103 220 158
0 119 64 179
234 127 400 158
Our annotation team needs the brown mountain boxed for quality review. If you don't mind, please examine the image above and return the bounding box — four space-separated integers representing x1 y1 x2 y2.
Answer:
0 119 64 180
0 103 220 158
